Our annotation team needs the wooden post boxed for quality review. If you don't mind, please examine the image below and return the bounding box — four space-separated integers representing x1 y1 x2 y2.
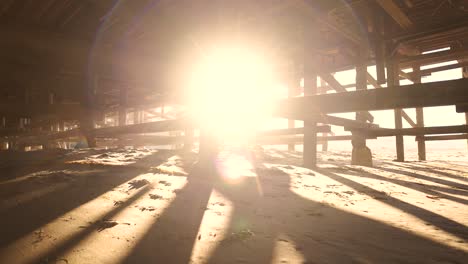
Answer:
413 66 426 160
371 5 386 85
288 62 299 151
387 54 405 161
303 28 318 168
352 45 373 166
119 86 127 126
319 77 328 151
463 66 468 150
133 110 141 125
80 75 97 148
183 128 194 152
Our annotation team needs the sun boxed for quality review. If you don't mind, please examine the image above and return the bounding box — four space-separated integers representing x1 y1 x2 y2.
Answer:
187 46 279 141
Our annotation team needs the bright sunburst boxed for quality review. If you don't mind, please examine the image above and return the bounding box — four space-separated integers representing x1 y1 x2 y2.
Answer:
187 46 279 141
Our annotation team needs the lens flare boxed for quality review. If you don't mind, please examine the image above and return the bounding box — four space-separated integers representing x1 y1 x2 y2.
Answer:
187 46 279 141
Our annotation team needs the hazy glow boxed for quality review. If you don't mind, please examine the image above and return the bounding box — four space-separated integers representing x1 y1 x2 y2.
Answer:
188 46 279 141
216 151 257 182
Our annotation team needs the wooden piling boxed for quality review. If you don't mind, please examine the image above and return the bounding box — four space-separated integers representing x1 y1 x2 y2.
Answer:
387 54 405 161
413 66 426 160
303 54 318 167
351 44 373 166
288 62 300 152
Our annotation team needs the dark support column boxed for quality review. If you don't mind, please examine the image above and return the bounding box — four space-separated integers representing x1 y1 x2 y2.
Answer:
352 45 373 166
81 75 97 148
413 66 426 160
303 23 320 168
288 63 299 151
303 58 318 168
463 66 468 150
119 86 128 126
319 77 329 152
387 55 405 161
133 110 142 125
372 7 386 85
184 128 194 152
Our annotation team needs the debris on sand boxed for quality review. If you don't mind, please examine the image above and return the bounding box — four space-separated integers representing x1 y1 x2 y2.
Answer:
33 229 52 244
223 229 255 243
96 220 119 232
149 193 164 200
40 257 69 264
158 180 172 186
114 200 124 206
139 206 156 212
128 179 150 190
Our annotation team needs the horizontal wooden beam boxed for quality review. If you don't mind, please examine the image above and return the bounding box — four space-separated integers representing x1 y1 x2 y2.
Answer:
416 134 468 141
315 70 374 122
256 135 355 145
456 104 468 113
0 103 86 119
364 125 468 137
278 113 378 129
414 134 468 141
91 119 188 137
376 0 412 29
258 126 331 136
16 128 82 145
367 73 416 127
276 78 468 116
416 62 468 78
400 49 468 69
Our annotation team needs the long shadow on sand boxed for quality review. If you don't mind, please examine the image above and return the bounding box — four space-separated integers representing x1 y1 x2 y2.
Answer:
122 151 467 263
383 162 468 183
0 150 174 249
317 168 468 241
205 164 467 263
380 166 468 191
335 166 468 203
122 167 215 263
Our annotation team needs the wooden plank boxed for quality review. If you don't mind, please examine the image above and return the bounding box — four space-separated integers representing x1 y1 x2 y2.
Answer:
315 69 374 123
416 61 468 78
400 49 468 69
16 128 82 146
276 78 468 116
256 135 355 145
0 103 86 119
399 70 415 82
416 134 468 141
367 73 416 128
363 125 468 137
295 0 362 45
456 104 468 113
92 119 188 137
258 126 331 136
401 111 417 127
376 0 412 29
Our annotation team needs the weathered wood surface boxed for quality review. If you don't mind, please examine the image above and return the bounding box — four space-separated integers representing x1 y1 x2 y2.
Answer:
276 78 468 116
352 125 468 137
